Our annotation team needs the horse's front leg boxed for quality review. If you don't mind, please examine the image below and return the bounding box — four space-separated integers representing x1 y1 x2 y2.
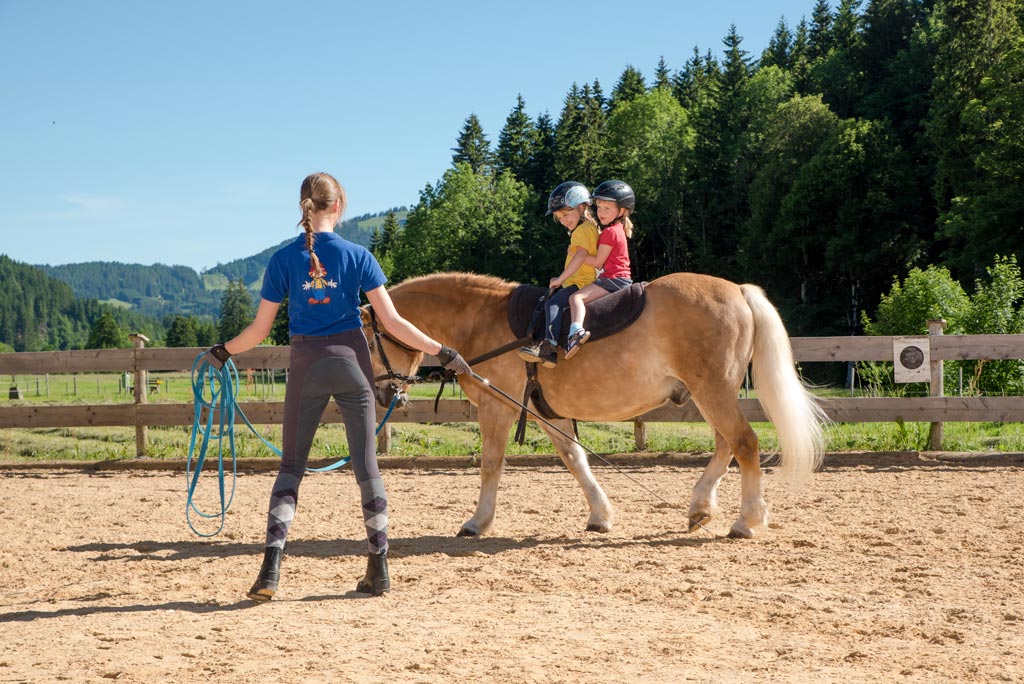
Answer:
457 402 516 537
538 419 614 532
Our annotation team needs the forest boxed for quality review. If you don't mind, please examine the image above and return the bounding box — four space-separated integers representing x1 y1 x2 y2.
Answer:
1 0 1022 357
378 0 1024 340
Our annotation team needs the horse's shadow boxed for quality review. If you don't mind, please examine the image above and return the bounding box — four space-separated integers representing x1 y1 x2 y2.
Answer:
62 528 715 563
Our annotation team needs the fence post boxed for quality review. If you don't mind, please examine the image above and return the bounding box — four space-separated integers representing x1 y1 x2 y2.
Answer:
926 319 946 450
634 418 648 451
129 333 150 457
377 424 392 454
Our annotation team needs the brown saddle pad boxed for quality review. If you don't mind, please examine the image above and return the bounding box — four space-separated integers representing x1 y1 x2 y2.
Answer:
508 282 647 347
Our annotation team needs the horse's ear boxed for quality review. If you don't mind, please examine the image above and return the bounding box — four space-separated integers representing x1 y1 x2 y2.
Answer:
359 306 371 327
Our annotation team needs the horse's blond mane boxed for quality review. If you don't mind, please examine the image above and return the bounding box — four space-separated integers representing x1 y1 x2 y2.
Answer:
392 272 516 294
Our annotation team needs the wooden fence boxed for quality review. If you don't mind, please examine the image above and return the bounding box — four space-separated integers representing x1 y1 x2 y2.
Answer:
0 329 1021 456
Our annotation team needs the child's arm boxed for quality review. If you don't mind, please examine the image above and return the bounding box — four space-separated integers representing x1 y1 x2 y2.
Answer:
549 247 590 288
582 244 612 269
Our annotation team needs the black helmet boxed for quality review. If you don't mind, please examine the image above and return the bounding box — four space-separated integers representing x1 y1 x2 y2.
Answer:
592 180 635 211
546 181 591 215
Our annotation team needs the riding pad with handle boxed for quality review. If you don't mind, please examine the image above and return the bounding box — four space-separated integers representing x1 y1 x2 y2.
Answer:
508 282 647 346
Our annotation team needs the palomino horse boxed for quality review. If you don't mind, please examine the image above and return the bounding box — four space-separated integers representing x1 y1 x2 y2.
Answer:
361 272 825 539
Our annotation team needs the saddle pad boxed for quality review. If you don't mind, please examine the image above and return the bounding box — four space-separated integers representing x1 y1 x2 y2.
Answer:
508 282 647 347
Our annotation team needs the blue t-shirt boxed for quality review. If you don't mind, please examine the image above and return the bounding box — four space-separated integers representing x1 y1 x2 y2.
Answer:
260 232 387 336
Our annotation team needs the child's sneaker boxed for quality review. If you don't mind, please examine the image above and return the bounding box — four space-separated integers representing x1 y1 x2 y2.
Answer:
563 329 591 359
518 343 543 364
519 341 558 368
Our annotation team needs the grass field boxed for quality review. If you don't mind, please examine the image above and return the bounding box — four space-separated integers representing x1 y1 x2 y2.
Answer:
2 372 1022 461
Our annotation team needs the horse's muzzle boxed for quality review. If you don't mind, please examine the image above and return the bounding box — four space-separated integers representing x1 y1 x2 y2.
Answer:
375 383 409 409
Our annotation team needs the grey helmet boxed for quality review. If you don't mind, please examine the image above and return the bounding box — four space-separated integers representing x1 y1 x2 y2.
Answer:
546 181 591 215
591 180 635 211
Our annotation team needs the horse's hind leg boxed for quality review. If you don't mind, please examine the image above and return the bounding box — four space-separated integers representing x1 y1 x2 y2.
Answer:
692 400 767 538
537 418 614 533
687 431 729 532
458 402 517 537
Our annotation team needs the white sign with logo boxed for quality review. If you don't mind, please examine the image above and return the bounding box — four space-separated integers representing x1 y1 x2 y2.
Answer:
893 336 930 383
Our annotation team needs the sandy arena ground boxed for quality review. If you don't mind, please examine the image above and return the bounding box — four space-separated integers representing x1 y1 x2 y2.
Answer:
2 452 1022 684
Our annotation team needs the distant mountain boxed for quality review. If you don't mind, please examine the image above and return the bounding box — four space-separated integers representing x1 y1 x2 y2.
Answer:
203 210 407 289
38 209 407 319
42 261 219 319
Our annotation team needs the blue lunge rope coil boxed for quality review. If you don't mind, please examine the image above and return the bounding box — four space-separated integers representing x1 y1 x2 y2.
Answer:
185 351 396 536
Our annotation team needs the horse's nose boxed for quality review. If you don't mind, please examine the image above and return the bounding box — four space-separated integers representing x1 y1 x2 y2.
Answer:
375 384 410 409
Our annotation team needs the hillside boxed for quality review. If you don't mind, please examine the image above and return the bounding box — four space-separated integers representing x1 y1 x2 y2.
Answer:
36 209 406 319
0 256 160 351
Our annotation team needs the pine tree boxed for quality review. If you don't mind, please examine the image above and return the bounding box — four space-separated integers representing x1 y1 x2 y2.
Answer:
554 83 609 186
791 18 813 91
522 112 557 194
165 315 198 347
496 94 539 181
672 47 722 112
721 24 752 98
653 56 672 91
451 113 494 174
217 279 255 342
86 311 127 349
833 0 864 51
378 211 401 257
762 17 794 70
270 298 290 346
809 0 835 60
610 65 646 110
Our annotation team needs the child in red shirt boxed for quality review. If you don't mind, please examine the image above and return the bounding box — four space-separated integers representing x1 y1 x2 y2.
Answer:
564 180 635 359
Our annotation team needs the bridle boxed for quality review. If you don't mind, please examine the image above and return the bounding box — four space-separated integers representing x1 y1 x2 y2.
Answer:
366 306 423 407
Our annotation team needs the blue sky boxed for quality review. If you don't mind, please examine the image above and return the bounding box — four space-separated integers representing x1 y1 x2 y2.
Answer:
0 0 819 272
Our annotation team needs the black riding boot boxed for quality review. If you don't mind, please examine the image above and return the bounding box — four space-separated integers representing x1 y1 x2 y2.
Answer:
246 547 282 602
356 551 390 596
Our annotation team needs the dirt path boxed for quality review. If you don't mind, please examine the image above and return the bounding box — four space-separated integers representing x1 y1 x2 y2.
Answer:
2 454 1022 683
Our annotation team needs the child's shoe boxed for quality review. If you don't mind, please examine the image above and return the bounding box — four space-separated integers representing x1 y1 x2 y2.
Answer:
518 341 558 368
563 329 591 359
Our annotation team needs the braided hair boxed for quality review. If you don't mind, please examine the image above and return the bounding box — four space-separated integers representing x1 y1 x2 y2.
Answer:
297 172 347 272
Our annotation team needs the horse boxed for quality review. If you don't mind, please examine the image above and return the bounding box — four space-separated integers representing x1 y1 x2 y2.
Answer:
360 272 826 539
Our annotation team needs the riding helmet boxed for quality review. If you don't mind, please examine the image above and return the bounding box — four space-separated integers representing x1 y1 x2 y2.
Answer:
591 180 635 211
546 181 591 215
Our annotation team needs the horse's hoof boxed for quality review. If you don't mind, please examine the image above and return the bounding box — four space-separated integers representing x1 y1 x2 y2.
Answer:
456 528 479 538
727 526 755 539
687 514 711 533
585 523 610 533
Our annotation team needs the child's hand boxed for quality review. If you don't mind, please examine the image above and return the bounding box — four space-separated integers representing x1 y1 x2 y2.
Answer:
549 277 563 288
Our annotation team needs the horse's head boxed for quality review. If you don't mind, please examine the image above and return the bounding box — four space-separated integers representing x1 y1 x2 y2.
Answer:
360 306 424 409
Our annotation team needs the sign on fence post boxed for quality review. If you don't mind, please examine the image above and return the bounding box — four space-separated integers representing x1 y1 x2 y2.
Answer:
893 337 930 383
129 333 150 457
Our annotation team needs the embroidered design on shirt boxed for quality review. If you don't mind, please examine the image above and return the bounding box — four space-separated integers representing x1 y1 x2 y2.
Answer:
303 261 338 305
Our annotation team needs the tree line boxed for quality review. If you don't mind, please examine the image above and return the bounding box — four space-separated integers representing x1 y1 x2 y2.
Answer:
3 0 1022 364
372 0 1024 341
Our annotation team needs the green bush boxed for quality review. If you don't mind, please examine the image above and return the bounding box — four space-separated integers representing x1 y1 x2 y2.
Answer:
860 257 1024 396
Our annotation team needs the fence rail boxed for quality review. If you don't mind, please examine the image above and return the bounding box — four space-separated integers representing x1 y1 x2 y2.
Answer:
1 333 1021 454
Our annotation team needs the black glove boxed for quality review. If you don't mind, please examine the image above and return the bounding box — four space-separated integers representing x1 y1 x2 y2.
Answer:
204 343 232 370
436 345 471 375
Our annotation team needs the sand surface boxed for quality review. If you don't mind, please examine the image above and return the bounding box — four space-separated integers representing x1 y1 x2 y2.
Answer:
2 453 1022 683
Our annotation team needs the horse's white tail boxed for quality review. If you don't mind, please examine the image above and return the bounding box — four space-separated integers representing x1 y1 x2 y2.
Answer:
741 284 827 488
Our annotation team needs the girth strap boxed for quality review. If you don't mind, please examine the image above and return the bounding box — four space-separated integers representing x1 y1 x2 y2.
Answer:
513 362 574 445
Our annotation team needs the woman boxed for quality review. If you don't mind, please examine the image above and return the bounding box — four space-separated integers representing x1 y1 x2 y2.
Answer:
206 172 470 601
